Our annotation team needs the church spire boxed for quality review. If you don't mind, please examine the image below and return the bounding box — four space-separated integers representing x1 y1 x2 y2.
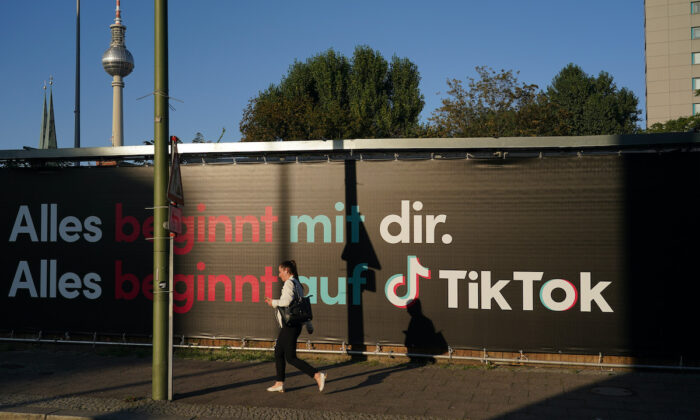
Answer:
39 81 47 149
39 77 57 149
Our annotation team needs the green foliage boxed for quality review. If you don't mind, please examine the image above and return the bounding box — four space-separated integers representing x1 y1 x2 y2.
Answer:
349 47 390 137
95 346 151 358
240 46 425 141
192 132 206 143
429 67 553 137
389 57 428 137
430 64 641 138
646 114 700 133
242 57 640 140
0 343 16 351
546 64 640 135
175 347 274 362
191 127 226 143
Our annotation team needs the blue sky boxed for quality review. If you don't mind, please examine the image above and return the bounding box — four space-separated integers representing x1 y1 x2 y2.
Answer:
0 1 646 150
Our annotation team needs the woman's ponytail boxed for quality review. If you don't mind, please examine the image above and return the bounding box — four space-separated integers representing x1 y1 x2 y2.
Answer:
280 260 299 279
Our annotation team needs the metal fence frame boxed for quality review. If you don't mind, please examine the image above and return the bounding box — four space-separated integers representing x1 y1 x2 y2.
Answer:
2 134 700 163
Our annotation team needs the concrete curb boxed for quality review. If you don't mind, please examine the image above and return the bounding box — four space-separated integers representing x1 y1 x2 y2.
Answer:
0 411 196 420
1 397 439 420
0 408 103 420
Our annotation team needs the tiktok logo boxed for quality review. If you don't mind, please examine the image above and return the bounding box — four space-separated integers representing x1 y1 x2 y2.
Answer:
385 256 431 308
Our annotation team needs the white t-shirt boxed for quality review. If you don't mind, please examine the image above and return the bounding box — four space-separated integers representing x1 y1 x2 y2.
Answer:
271 277 303 328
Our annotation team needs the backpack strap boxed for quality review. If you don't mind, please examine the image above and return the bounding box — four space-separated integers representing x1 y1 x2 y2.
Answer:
290 278 303 302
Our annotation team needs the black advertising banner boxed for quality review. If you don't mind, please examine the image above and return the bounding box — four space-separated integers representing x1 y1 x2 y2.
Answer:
1 153 699 357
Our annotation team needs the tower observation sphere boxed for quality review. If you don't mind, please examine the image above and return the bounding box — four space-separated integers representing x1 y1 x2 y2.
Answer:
101 21 134 76
102 40 134 77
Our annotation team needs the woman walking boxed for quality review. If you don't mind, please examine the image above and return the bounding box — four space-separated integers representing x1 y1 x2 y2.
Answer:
264 260 327 393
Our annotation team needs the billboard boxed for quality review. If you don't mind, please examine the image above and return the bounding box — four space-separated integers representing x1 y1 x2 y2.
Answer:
1 153 698 356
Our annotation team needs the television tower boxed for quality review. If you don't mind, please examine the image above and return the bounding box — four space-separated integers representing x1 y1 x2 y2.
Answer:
102 0 134 147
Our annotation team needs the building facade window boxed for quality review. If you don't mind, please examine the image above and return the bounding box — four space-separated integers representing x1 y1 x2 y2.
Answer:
694 104 700 115
692 27 700 39
693 2 700 14
693 78 700 91
693 52 700 64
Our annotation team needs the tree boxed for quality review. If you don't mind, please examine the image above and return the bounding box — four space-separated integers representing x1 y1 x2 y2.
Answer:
645 88 700 132
429 66 551 137
240 46 425 141
192 132 206 143
191 127 226 143
546 64 640 135
348 47 390 137
387 57 424 137
646 114 700 133
429 64 641 138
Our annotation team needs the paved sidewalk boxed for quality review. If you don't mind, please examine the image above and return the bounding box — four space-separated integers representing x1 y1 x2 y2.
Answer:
1 347 699 419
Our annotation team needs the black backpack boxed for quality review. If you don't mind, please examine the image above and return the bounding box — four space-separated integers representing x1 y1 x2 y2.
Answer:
277 278 313 327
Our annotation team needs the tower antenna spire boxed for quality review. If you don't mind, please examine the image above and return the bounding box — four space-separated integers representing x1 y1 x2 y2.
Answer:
115 0 122 25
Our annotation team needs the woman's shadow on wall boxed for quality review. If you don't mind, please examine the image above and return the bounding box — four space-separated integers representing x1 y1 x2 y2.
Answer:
403 298 449 365
327 298 448 394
